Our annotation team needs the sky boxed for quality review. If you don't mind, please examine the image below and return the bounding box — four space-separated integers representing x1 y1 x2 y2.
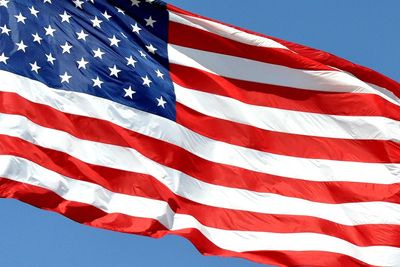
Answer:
1 1 399 267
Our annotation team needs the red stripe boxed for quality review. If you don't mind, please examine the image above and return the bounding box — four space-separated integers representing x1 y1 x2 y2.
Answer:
167 4 400 98
170 64 400 121
0 179 376 267
1 92 400 206
169 21 333 71
0 178 168 237
176 102 400 163
0 135 168 202
269 36 400 98
2 135 400 248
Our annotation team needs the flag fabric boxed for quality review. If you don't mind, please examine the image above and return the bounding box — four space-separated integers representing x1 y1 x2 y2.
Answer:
0 0 400 266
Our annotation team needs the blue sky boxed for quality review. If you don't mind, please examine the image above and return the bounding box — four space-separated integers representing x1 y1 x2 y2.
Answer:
1 1 399 267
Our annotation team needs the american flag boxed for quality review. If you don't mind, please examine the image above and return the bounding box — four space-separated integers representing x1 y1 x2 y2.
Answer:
1 0 400 266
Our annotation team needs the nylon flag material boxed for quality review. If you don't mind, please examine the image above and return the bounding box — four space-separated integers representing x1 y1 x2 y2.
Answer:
0 0 400 266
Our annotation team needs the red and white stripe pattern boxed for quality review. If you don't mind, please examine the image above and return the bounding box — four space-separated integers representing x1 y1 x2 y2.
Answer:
1 3 400 267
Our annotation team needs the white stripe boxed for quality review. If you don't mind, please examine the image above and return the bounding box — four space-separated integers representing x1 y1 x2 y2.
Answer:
168 44 400 106
2 113 400 227
2 155 400 267
170 11 400 108
1 71 399 186
169 11 289 50
0 155 174 226
174 82 400 141
368 82 400 110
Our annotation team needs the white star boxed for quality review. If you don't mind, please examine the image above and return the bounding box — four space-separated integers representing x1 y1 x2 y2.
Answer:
155 69 164 79
44 25 56 37
16 40 27 52
92 48 105 59
131 0 140 6
60 42 73 54
30 61 41 73
29 6 39 17
109 65 121 77
0 0 9 8
15 13 27 24
145 16 156 27
146 44 157 54
0 52 9 64
131 23 141 34
60 71 72 83
126 56 137 67
102 10 111 20
73 0 84 8
91 16 102 28
46 53 56 65
108 35 120 47
124 86 136 99
92 76 103 88
76 30 89 41
77 57 89 69
156 96 167 108
145 0 155 3
0 24 10 35
43 0 52 3
142 75 152 87
115 7 125 15
139 50 147 59
59 11 71 23
32 33 42 44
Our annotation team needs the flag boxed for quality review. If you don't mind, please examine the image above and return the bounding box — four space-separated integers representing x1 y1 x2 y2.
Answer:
0 0 400 266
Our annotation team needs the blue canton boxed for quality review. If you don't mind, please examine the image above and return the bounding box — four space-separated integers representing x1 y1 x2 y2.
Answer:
0 0 175 120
